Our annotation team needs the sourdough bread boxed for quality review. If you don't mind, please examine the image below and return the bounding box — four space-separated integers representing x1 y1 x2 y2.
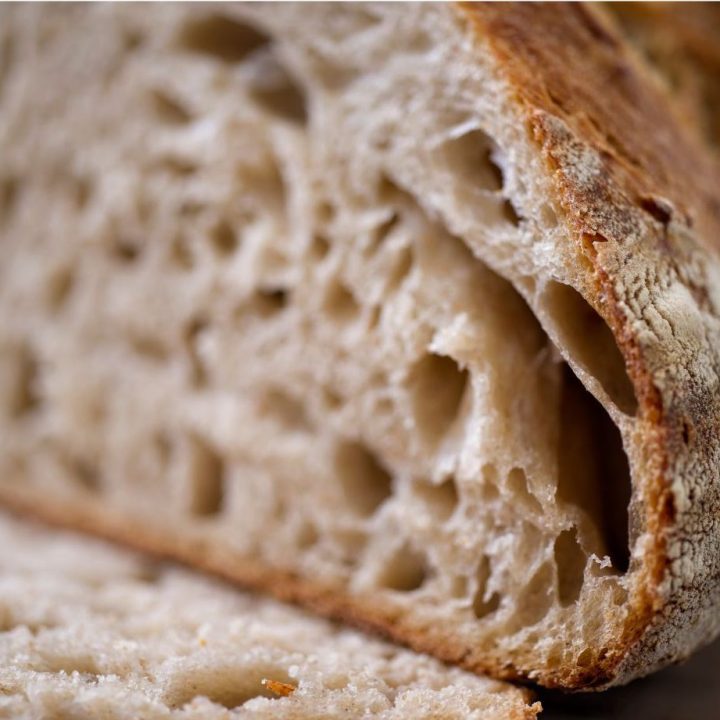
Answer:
0 514 538 720
1 2 720 689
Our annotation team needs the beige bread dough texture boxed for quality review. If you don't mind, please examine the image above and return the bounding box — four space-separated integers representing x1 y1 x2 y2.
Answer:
1 3 720 689
0 514 538 720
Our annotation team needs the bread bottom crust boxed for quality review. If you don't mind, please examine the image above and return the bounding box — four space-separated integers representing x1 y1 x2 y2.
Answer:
0 483 621 690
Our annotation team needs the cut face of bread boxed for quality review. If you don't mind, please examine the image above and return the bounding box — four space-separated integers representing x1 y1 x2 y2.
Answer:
0 515 539 720
2 3 720 690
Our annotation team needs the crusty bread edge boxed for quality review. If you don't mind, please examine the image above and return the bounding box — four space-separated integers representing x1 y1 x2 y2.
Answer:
459 2 720 690
0 485 542 720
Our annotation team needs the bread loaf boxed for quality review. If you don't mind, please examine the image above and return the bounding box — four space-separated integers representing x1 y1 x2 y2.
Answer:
0 514 538 719
1 2 720 689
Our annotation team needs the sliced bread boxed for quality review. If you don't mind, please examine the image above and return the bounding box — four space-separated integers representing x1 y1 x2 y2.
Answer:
1 3 720 689
0 514 538 720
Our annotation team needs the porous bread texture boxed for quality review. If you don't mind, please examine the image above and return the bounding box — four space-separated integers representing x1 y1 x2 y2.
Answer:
1 2 720 690
0 515 538 720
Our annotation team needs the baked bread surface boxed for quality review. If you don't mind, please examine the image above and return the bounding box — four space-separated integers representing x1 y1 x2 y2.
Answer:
0 514 538 720
1 2 719 689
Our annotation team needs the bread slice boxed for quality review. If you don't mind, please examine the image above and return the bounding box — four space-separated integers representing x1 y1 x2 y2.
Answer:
0 514 539 720
1 2 720 690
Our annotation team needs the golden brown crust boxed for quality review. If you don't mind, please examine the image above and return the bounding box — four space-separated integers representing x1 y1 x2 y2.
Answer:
458 1 720 689
459 3 720 248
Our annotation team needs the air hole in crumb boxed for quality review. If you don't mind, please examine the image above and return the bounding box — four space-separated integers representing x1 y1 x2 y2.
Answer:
187 434 225 516
554 527 587 606
130 334 169 363
0 34 15 99
122 28 144 52
150 89 193 125
71 175 93 210
210 219 238 256
482 464 498 484
450 575 468 599
543 281 637 415
472 556 500 618
180 200 204 217
501 198 521 225
408 30 432 53
481 464 501 501
72 457 101 493
310 234 330 261
681 420 691 445
166 666 292 709
317 201 335 225
557 364 631 573
157 157 198 177
546 645 564 669
576 648 593 668
415 477 459 521
378 543 428 592
184 318 209 387
248 288 288 318
0 176 20 223
512 562 554 627
134 562 162 583
169 234 194 270
42 655 99 677
297 521 319 549
367 305 381 332
46 267 75 312
176 15 270 64
346 6 383 30
334 441 393 516
385 245 414 294
273 495 288 522
10 346 41 418
408 353 469 447
540 203 558 228
639 196 672 225
112 236 141 264
440 129 504 192
366 211 400 255
336 528 367 567
247 159 287 214
376 174 417 212
304 47 356 91
258 388 311 432
248 50 308 124
154 431 172 466
506 468 542 514
322 386 342 410
323 280 360 323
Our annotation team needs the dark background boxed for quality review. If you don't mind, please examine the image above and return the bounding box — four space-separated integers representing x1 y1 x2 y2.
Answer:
540 635 720 719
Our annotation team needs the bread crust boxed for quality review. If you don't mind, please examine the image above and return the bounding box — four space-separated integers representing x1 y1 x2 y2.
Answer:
2 2 720 692
459 2 720 688
0 514 541 720
0 484 541 708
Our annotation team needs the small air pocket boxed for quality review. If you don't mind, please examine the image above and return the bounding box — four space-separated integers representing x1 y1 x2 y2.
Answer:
543 281 637 415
